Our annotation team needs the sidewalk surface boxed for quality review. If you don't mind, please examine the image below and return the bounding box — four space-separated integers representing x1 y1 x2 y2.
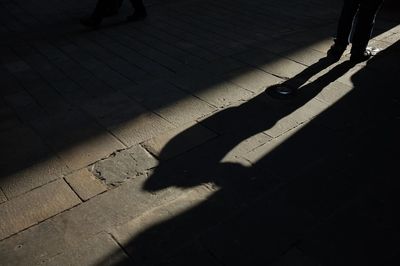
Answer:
1 0 399 265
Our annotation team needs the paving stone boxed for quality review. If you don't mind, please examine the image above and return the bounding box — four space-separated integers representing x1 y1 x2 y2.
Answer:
196 56 245 74
94 32 175 78
65 168 107 201
315 80 353 105
0 105 20 131
171 73 253 108
253 38 299 55
31 108 125 170
0 189 7 204
71 36 148 82
0 176 184 265
0 156 70 199
224 66 283 94
245 123 340 179
109 179 273 265
0 179 81 240
92 145 158 186
4 90 47 123
199 187 315 265
233 48 307 79
109 111 175 147
110 186 214 263
305 37 337 54
81 91 147 128
3 60 31 73
220 132 272 165
0 125 68 198
298 202 400 266
270 248 321 266
150 240 221 266
41 232 129 266
264 98 329 138
142 121 217 160
122 80 217 126
284 48 326 66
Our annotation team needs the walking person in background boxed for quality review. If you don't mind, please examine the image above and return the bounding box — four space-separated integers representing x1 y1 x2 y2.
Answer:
80 0 147 28
327 0 385 62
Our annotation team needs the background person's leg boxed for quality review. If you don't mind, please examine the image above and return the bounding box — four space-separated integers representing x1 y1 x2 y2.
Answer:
335 0 361 46
351 0 385 54
127 0 147 21
327 0 360 59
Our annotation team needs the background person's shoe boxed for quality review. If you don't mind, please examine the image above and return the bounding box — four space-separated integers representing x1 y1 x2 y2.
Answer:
350 49 373 62
126 11 147 22
80 16 102 28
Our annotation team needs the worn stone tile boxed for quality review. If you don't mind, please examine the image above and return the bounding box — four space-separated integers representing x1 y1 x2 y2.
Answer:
0 176 185 265
56 133 124 171
0 179 81 240
65 168 107 201
0 189 7 204
151 240 221 266
0 125 69 198
81 91 146 128
110 185 220 264
233 48 307 79
252 38 299 55
298 203 400 266
284 48 326 66
122 80 217 126
92 145 158 186
270 248 321 266
0 156 70 199
315 81 353 105
172 73 253 108
0 105 20 131
196 56 245 74
224 66 283 94
221 132 272 165
110 112 175 147
142 121 217 160
264 98 329 138
259 56 308 79
42 232 129 266
31 109 125 170
199 188 315 265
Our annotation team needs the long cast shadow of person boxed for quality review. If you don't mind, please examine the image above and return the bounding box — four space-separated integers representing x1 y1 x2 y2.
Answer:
111 55 368 265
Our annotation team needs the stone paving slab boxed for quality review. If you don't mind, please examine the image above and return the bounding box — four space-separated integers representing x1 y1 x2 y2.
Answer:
42 232 130 266
65 168 107 201
142 121 217 160
0 179 81 240
0 125 69 198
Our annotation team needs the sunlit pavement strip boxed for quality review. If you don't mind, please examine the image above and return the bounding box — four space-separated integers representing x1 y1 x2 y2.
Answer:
0 0 399 264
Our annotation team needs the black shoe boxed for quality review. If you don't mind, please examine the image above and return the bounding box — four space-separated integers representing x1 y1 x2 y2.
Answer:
350 49 373 63
126 11 147 22
80 16 102 28
327 43 347 60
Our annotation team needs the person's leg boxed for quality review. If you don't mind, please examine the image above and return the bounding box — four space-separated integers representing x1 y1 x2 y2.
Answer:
350 0 384 57
335 0 361 45
327 0 360 59
127 0 147 21
81 0 118 27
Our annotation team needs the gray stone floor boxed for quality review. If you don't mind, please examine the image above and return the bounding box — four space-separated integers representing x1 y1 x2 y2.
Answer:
1 0 399 265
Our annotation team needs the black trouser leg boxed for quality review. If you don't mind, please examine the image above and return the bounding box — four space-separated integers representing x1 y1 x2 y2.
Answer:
129 0 146 13
351 0 384 54
335 0 360 46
